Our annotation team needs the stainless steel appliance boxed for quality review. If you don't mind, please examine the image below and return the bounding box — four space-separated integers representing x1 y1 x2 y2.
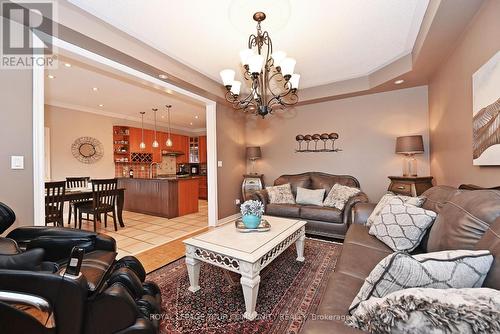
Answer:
190 164 199 175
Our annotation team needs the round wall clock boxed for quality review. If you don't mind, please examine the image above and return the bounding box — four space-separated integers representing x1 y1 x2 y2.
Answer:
71 137 104 164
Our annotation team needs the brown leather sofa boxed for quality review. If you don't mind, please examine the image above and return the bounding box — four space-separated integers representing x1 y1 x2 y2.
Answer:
251 172 368 239
301 185 500 333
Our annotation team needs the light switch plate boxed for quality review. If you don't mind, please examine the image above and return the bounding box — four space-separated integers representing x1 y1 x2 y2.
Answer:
11 156 24 170
217 161 223 167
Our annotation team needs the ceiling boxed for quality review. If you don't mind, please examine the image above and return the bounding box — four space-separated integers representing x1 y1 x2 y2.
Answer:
68 0 429 89
45 55 206 132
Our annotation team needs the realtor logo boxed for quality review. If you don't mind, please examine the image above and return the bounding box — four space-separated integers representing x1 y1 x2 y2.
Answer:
1 0 56 69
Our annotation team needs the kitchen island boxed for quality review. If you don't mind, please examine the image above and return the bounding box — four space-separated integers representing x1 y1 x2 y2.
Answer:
117 177 199 218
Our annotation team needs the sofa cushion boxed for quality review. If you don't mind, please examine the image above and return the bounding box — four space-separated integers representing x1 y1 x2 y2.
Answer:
296 187 325 206
369 202 437 252
300 205 342 222
427 190 500 252
266 183 295 204
475 217 500 289
274 174 311 197
265 203 300 218
349 250 493 314
323 184 361 210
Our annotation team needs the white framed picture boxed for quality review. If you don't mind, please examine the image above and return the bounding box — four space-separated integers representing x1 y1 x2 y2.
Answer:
472 51 500 166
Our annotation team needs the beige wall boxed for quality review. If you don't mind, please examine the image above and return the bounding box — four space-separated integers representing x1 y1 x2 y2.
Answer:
44 105 200 181
245 86 430 201
216 103 246 218
0 69 34 231
428 0 500 187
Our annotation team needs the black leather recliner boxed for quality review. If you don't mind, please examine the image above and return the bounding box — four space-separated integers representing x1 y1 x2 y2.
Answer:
0 202 162 334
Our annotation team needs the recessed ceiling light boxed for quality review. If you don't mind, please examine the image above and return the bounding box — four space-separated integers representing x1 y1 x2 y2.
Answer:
394 79 404 85
92 87 98 91
195 115 199 119
98 104 104 107
158 74 168 79
47 74 55 79
190 122 193 125
165 89 173 94
64 63 72 68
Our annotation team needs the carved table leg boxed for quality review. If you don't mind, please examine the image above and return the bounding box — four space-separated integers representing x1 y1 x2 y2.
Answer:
295 228 306 262
240 260 261 320
185 246 201 293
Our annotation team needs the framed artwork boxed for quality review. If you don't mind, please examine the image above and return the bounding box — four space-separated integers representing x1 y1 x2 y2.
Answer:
472 50 500 166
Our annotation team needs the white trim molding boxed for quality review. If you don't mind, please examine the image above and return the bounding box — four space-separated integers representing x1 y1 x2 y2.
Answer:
217 213 241 226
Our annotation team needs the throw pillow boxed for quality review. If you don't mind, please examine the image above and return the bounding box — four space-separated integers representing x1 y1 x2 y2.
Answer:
366 193 426 227
348 250 493 314
369 201 436 251
295 187 325 206
347 288 500 334
266 183 295 204
323 184 360 210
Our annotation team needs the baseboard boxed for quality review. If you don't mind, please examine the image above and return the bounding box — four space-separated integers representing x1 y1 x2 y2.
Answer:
217 213 241 226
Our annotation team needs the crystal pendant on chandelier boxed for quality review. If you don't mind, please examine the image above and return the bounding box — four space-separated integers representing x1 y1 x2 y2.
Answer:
219 11 300 118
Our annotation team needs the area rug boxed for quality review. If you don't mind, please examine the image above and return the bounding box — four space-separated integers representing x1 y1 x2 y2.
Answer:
147 238 342 333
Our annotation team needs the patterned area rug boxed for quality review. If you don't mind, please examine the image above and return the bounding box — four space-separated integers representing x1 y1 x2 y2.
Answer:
147 238 342 333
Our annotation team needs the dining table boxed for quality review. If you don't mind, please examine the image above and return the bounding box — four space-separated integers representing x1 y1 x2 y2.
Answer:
52 187 126 228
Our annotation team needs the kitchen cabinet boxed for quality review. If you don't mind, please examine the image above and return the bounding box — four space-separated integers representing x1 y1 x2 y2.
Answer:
199 135 207 164
199 175 207 199
129 127 142 153
177 135 190 164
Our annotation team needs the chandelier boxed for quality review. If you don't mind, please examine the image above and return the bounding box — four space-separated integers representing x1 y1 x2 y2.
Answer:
220 12 300 118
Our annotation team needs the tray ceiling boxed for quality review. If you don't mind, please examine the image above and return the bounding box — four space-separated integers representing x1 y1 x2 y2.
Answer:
69 0 429 89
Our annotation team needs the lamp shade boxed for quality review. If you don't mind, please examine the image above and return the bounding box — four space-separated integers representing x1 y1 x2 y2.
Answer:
395 135 424 154
246 146 262 160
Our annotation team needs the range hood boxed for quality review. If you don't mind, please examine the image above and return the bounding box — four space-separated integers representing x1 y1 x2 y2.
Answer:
161 150 184 156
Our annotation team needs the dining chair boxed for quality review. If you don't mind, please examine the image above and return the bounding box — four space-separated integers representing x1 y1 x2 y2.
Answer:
66 176 91 227
78 178 118 232
45 181 66 227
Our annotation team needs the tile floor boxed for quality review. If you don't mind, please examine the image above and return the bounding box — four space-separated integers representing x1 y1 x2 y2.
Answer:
77 200 208 258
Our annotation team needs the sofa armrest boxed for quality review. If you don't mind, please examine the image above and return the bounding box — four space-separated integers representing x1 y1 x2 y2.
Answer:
352 202 377 225
343 192 369 226
249 190 269 211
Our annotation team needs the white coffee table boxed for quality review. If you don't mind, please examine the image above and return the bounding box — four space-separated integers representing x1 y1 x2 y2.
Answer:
183 216 306 320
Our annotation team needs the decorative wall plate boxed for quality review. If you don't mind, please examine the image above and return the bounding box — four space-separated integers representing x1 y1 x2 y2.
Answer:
71 137 104 164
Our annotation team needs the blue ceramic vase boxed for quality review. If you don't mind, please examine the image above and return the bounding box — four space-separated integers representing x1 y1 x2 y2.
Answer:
242 214 261 229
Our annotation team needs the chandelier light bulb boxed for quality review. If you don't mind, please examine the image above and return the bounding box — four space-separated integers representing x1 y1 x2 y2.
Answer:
281 58 296 78
271 51 287 68
230 81 241 95
248 54 264 74
220 69 235 87
290 74 301 89
239 49 254 65
166 138 173 147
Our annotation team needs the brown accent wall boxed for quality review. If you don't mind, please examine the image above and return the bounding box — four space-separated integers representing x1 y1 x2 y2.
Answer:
428 0 500 187
0 68 34 231
245 86 430 201
216 103 246 218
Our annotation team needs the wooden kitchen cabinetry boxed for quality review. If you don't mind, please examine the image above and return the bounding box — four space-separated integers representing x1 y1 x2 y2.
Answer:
198 175 208 199
199 135 207 164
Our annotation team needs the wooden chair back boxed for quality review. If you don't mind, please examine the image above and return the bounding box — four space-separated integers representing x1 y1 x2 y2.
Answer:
91 178 118 211
45 181 66 225
66 177 90 189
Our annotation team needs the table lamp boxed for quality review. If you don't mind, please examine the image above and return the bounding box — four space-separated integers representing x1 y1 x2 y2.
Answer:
395 135 424 176
246 146 262 175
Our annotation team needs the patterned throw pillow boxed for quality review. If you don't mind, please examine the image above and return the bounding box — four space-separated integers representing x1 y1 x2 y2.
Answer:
348 250 493 314
295 187 325 206
266 183 295 204
366 193 426 227
347 287 500 334
323 184 360 210
369 201 436 252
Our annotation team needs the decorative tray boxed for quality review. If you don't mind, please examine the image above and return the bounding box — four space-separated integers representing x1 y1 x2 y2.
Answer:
235 219 271 233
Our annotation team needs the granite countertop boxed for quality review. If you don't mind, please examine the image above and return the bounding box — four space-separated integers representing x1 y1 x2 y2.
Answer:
117 175 200 181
